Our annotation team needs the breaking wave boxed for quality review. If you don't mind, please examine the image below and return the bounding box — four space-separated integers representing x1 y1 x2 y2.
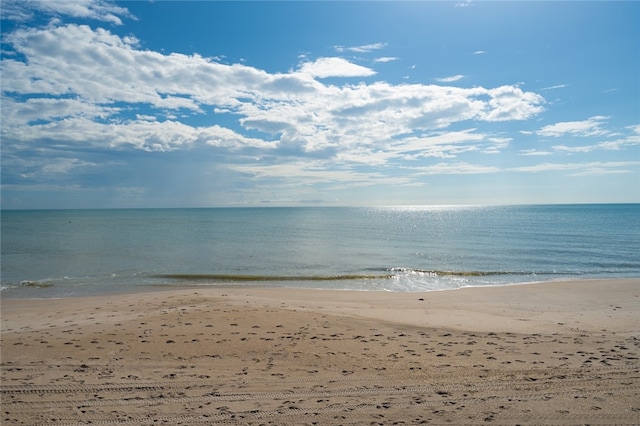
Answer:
153 273 393 282
152 268 573 283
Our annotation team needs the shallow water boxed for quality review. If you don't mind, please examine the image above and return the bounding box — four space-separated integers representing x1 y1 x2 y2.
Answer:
2 204 639 298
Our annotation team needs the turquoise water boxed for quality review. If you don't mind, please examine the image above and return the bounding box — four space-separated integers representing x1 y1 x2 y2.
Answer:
1 205 639 298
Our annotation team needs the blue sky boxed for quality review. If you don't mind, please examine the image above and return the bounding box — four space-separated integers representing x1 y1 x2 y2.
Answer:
1 0 638 209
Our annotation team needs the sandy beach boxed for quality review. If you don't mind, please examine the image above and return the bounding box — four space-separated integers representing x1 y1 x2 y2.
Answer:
2 279 639 425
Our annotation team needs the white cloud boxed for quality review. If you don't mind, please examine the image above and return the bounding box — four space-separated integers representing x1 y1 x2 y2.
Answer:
518 149 553 156
413 162 499 175
481 85 545 121
2 113 274 153
435 75 464 83
1 96 118 125
483 137 512 154
136 114 157 122
373 57 399 63
231 161 410 191
334 43 387 53
552 145 596 154
385 129 488 159
540 84 568 91
2 3 638 208
511 161 640 175
552 132 640 153
297 57 376 78
1 0 134 25
537 116 611 138
629 124 640 134
2 22 547 183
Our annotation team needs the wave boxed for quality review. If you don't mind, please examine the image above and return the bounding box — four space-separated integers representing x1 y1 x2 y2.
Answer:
153 273 394 282
1 268 591 293
153 268 568 283
385 267 561 277
0 280 55 291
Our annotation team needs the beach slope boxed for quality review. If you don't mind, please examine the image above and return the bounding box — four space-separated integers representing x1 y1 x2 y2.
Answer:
2 279 639 424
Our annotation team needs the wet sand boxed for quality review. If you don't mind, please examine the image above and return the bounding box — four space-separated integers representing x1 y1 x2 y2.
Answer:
2 279 639 425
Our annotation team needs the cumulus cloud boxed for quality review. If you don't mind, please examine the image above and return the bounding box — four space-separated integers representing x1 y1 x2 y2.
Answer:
2 114 273 153
0 17 554 200
0 0 134 25
2 1 638 209
2 23 547 159
481 85 545 121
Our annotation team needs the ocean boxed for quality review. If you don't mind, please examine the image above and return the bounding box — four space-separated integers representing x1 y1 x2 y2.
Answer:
1 204 638 298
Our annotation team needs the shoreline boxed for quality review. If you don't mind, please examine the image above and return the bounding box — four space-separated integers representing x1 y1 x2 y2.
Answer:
2 278 639 424
3 279 639 335
3 274 638 298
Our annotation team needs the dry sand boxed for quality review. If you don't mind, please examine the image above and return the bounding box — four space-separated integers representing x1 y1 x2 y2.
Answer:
1 279 639 425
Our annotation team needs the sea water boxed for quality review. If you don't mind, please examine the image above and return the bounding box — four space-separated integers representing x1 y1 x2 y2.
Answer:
1 204 639 298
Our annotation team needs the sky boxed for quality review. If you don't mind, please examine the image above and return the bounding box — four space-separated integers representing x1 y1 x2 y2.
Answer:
1 0 638 209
